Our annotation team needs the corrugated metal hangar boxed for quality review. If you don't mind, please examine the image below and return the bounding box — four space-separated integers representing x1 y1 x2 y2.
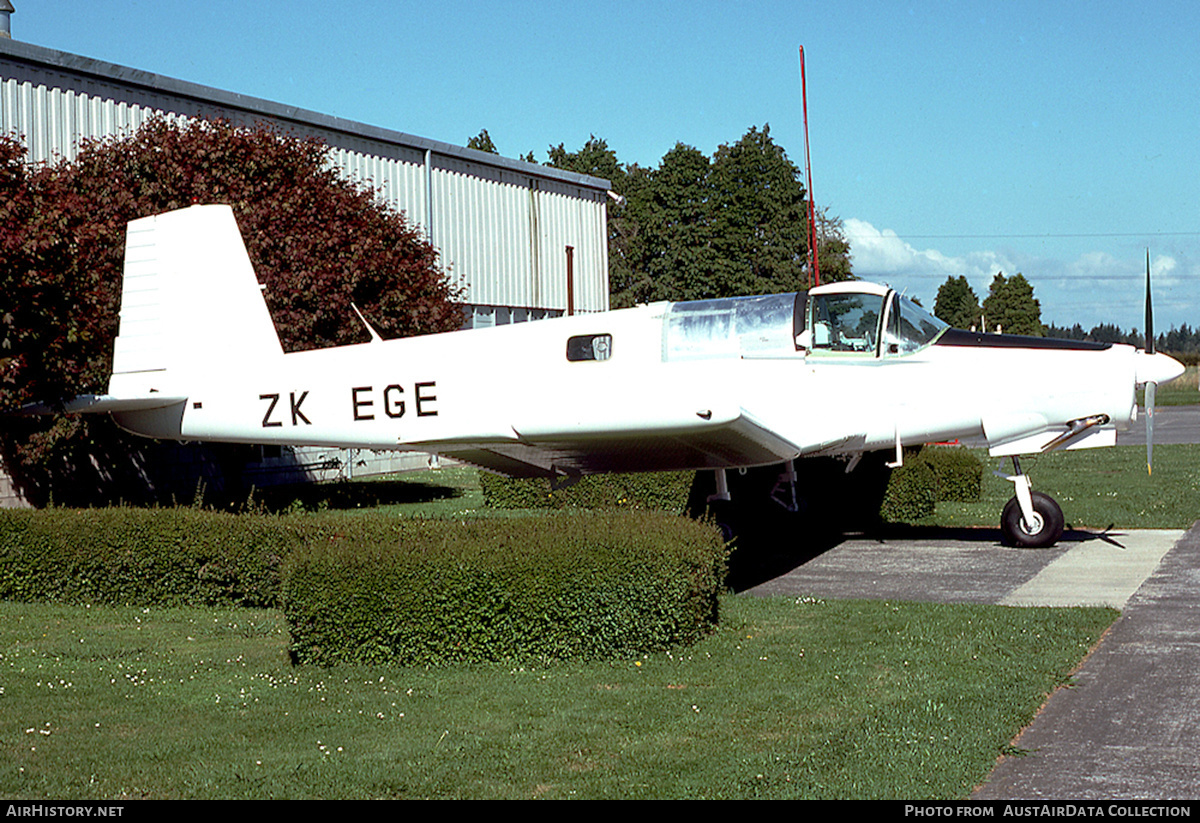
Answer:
0 26 615 506
0 35 613 327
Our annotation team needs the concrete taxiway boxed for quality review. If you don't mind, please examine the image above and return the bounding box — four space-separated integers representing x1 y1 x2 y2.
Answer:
745 523 1200 799
1119 405 1200 447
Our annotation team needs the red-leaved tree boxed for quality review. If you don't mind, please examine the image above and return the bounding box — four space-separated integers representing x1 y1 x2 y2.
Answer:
0 118 462 505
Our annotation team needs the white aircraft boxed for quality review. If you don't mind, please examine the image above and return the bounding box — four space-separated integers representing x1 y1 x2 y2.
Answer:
30 204 1185 548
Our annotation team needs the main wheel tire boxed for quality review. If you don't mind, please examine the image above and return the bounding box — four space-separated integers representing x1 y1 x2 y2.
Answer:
706 501 738 543
1000 491 1064 548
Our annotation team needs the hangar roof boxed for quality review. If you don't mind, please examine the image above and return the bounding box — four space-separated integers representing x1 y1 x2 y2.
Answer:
0 36 612 192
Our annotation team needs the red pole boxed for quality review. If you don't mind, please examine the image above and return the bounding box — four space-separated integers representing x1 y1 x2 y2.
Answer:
565 245 575 316
799 45 820 289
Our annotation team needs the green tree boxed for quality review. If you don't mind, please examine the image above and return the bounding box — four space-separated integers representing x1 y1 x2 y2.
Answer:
1044 322 1086 341
467 130 538 165
1087 323 1131 345
549 127 854 304
466 129 498 154
547 136 657 309
708 124 810 296
982 272 1043 336
614 143 722 305
815 208 853 284
934 275 982 329
547 135 626 186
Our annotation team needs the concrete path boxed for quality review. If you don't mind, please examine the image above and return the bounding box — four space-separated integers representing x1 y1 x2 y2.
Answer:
744 527 1184 609
975 525 1200 800
998 529 1182 609
743 524 1200 799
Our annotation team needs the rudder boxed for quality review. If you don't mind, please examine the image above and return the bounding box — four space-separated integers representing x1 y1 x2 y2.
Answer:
110 204 284 395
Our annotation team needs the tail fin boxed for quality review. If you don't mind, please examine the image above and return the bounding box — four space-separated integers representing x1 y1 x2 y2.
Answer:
109 204 283 396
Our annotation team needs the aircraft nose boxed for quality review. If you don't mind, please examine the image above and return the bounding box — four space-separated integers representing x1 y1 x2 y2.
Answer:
1134 350 1186 386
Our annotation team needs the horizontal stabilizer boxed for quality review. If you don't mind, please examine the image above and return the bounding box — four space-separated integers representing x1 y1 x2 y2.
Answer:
19 393 187 416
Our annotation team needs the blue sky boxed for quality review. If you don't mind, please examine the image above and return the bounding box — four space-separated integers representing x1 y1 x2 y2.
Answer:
13 0 1199 332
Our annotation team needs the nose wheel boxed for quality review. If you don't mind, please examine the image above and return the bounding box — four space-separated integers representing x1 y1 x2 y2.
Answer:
998 456 1064 548
1001 490 1064 548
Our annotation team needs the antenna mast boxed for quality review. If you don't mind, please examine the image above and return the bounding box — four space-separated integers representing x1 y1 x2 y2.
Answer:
799 45 820 288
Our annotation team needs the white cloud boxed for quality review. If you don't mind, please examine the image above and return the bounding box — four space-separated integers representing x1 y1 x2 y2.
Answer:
843 218 1014 284
842 218 1017 307
841 218 1198 331
1152 254 1178 286
842 218 953 276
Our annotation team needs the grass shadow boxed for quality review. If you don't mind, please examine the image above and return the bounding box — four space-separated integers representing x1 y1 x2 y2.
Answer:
254 478 463 512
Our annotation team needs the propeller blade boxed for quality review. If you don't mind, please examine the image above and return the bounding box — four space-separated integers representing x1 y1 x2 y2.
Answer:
1146 380 1156 475
1145 250 1155 355
1137 249 1180 476
1145 250 1155 475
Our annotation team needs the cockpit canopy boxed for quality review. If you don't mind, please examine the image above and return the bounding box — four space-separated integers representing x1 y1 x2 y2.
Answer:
663 292 804 361
662 283 947 361
808 284 948 357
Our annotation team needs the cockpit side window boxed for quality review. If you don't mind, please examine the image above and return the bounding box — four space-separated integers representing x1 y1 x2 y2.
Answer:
809 293 884 354
882 295 949 355
792 292 808 348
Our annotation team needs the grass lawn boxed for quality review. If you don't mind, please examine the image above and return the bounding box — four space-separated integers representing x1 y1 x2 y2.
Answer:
0 597 1113 799
925 444 1200 531
255 464 496 519
5 445 1197 799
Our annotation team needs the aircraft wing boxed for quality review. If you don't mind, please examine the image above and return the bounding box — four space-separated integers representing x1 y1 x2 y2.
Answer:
434 406 805 478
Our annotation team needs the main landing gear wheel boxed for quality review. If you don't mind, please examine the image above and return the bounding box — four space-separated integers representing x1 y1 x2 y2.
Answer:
1000 491 1064 548
706 501 738 544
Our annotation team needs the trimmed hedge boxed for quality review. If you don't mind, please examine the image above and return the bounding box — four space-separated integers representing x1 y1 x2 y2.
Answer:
879 459 937 523
0 507 290 607
0 507 727 665
878 446 984 524
479 471 694 512
281 512 727 666
920 446 984 503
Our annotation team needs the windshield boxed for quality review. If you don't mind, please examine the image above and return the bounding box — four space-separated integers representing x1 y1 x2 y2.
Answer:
885 294 949 354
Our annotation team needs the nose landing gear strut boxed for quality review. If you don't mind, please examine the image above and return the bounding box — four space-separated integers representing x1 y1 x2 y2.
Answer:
997 456 1064 548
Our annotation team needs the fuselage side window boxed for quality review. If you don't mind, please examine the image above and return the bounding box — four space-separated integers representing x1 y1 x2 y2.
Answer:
663 293 799 360
566 334 613 362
